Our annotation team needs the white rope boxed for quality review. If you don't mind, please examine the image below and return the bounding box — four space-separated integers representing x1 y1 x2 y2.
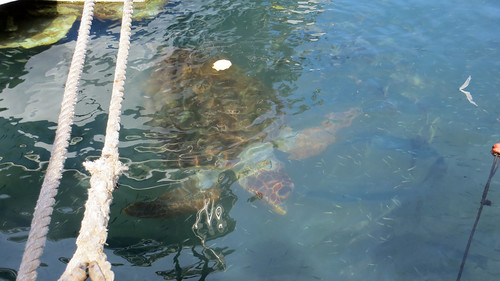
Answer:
58 0 133 279
16 1 96 280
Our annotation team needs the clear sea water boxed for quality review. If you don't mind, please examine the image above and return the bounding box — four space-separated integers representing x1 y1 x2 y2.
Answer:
2 0 500 280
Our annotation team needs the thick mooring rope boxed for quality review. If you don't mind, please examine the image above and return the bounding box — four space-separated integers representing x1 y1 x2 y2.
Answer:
16 1 96 280
58 0 133 279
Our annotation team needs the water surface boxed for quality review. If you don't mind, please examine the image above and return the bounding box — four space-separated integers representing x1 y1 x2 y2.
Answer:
2 0 500 280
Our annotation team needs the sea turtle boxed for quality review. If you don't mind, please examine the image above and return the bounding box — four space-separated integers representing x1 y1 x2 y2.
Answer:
123 48 361 217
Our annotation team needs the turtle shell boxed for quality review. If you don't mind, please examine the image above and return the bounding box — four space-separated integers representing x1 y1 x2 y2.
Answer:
144 48 284 168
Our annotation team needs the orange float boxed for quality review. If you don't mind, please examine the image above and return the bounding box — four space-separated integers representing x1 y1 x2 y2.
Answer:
491 143 500 156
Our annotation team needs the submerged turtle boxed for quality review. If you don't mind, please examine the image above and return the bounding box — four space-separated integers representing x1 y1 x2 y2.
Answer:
124 48 361 217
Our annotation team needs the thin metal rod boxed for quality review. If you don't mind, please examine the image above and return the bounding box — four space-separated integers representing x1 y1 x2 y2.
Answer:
457 155 500 280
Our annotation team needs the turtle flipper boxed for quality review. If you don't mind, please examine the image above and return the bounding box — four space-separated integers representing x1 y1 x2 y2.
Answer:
123 186 220 218
276 107 362 160
123 170 237 218
123 199 198 218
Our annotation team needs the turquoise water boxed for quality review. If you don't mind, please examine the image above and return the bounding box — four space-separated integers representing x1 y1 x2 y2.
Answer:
2 0 500 280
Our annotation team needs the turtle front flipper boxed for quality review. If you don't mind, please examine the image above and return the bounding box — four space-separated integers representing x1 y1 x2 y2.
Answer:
123 184 220 218
276 107 362 160
123 169 237 218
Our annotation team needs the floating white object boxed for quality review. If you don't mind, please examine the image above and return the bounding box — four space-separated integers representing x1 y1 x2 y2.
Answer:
458 75 478 107
212 59 232 71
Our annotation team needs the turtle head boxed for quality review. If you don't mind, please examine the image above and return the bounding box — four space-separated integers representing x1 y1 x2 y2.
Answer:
239 168 294 215
264 175 294 215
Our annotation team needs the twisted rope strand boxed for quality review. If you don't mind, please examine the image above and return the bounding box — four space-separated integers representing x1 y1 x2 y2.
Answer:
16 1 96 280
58 0 134 280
